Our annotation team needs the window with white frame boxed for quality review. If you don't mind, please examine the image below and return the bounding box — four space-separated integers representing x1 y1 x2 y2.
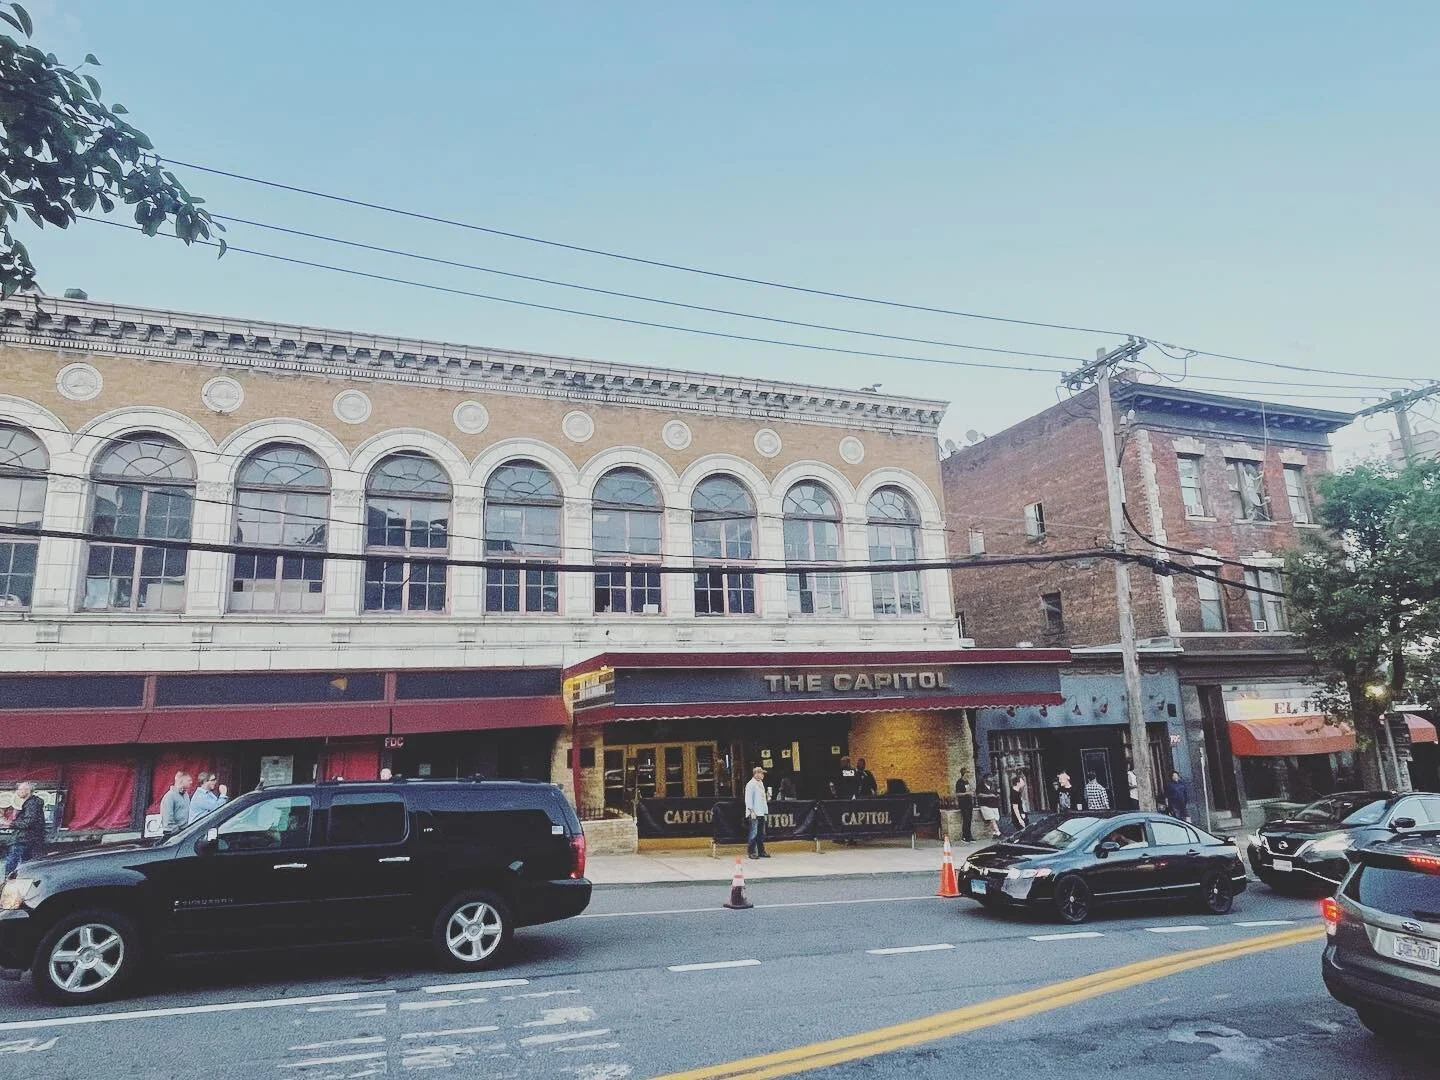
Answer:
1194 566 1225 631
1041 591 1064 635
231 444 329 613
691 474 756 616
1283 465 1313 524
484 460 561 614
0 424 46 610
592 468 663 614
84 433 194 612
1177 455 1207 517
1024 501 1046 539
782 481 844 616
1244 567 1288 631
364 452 451 613
867 486 924 616
1227 460 1271 522
967 528 985 555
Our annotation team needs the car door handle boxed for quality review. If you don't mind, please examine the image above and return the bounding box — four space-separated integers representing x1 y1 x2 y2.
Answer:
377 856 411 864
272 862 308 871
1139 854 1153 861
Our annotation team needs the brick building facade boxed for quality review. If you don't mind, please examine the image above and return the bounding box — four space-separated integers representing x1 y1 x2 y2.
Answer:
942 380 1369 829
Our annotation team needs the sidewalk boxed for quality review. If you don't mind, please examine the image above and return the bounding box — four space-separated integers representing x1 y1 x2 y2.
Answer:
586 837 991 886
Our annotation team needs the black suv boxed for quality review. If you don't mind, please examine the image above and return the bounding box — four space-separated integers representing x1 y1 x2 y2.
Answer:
1323 831 1440 1038
1247 790 1440 892
0 779 591 1004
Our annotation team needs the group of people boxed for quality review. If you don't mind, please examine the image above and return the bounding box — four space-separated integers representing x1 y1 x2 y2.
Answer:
740 757 888 859
951 764 1192 843
157 770 231 835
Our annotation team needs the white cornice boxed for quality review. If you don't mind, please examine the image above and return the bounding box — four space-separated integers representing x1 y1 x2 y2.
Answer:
0 296 948 436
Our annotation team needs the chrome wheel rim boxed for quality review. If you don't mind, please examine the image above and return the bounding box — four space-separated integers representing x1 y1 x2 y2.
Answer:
49 922 125 995
445 902 503 962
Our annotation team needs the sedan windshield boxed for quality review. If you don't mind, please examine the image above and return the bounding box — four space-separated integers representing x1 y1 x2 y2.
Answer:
1007 814 1103 850
1296 795 1387 825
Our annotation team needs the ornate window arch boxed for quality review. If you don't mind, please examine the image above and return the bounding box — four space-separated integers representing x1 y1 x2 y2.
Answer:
867 486 923 616
592 467 663 615
782 481 845 617
364 452 451 613
483 459 562 614
692 474 756 616
0 424 47 609
232 444 331 613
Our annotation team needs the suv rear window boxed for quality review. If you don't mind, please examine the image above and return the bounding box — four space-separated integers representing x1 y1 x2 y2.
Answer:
1347 865 1440 918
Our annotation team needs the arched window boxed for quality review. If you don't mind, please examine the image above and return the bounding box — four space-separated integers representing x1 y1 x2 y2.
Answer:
364 452 451 613
692 474 756 616
484 460 561 614
0 424 47 610
867 486 923 616
232 444 330 613
85 433 195 611
592 467 662 615
782 481 844 617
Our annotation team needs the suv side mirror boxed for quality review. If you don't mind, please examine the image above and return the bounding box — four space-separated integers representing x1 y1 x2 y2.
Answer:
198 827 219 855
1096 840 1120 858
1391 816 1417 831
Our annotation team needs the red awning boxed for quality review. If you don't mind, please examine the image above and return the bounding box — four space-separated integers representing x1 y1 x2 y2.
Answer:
0 711 147 749
1404 714 1438 745
1228 715 1356 758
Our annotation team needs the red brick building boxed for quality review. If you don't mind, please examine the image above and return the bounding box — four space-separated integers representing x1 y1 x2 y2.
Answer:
939 381 1418 829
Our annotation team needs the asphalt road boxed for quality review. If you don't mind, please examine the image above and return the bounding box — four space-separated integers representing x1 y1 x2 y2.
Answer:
0 874 1427 1079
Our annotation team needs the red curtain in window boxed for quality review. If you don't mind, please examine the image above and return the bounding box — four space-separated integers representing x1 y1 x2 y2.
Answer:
63 758 138 832
149 749 217 812
320 741 380 781
0 756 63 783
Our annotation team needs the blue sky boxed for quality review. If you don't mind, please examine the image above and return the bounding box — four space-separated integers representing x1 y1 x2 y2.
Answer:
14 1 1440 451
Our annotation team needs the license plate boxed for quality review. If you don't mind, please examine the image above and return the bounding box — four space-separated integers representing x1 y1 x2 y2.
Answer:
1271 858 1293 873
1393 935 1440 969
969 879 987 896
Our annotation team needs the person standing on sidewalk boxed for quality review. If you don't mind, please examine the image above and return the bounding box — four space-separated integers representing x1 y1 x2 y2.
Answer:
159 771 193 836
1008 775 1028 832
1084 772 1111 811
4 781 46 879
976 773 1002 839
1053 771 1079 812
1165 770 1190 822
854 758 878 798
744 766 770 858
954 773 975 843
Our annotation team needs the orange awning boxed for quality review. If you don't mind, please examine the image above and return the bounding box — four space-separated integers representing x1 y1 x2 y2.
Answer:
1404 714 1438 745
1228 715 1356 758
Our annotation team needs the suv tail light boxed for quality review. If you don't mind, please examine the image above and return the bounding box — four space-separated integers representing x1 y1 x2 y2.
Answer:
569 832 587 880
1321 896 1341 936
1405 854 1440 874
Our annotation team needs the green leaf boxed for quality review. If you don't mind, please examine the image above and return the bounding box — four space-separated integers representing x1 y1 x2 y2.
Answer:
217 237 228 259
0 10 22 34
112 103 128 114
83 74 102 99
13 3 32 36
83 52 99 66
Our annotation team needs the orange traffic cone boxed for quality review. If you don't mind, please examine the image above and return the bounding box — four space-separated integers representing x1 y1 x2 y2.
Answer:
723 855 754 910
936 834 960 898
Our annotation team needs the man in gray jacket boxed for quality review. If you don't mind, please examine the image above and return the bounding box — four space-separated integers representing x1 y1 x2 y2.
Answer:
159 772 193 835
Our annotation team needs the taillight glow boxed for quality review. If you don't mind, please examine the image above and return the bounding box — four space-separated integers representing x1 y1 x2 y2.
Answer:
570 833 587 880
1405 854 1440 874
1321 896 1340 935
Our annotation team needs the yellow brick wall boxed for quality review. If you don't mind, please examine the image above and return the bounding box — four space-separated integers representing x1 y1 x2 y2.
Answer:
848 710 961 795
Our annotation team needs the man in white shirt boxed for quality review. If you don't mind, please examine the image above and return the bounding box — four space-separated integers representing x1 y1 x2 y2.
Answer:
1126 761 1140 810
744 766 770 859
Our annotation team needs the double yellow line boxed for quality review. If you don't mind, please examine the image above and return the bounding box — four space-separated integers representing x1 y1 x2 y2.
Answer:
654 924 1323 1080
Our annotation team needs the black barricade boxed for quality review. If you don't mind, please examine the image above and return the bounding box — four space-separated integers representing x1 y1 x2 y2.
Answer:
709 800 820 844
635 798 719 838
910 792 940 827
815 797 915 839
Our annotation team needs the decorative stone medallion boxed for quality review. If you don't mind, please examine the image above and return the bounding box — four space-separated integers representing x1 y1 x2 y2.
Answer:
838 435 866 465
332 389 373 424
201 376 245 414
452 400 490 435
562 410 595 443
753 428 783 459
661 419 692 451
56 362 103 402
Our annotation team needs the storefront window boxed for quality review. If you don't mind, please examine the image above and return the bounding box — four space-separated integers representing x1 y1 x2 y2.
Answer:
782 481 844 616
84 433 195 612
232 444 329 613
0 424 46 610
364 452 451 613
692 474 756 616
484 460 561 614
867 486 924 616
592 468 663 614
989 731 1047 813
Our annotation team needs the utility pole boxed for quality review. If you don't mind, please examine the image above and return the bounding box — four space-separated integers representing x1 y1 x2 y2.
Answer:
1064 338 1156 811
1352 384 1440 466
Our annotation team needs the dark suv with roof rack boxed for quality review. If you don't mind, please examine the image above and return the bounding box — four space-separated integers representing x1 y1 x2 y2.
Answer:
1322 829 1440 1039
0 779 590 1004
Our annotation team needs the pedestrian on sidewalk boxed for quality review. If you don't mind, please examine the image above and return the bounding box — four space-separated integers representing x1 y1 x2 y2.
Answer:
4 781 46 879
1084 772 1110 811
1008 775 1028 832
953 773 975 843
836 757 858 799
977 774 1002 838
1165 770 1190 822
1126 760 1140 810
854 758 878 798
187 772 228 823
159 771 193 836
745 766 770 859
1053 771 1079 812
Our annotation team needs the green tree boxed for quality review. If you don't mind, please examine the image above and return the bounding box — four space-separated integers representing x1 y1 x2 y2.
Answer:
0 2 219 297
1287 459 1440 785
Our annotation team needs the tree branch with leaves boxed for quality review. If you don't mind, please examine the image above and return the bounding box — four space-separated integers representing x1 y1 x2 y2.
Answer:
0 1 221 297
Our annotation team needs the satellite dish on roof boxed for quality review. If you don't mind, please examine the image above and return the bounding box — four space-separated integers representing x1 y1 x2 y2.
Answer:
965 429 980 443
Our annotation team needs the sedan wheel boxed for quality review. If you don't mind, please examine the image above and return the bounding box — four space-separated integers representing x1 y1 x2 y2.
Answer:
1199 871 1234 915
34 910 141 1004
1054 876 1092 924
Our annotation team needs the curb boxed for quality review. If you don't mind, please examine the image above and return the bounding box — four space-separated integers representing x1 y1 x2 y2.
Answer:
591 868 938 890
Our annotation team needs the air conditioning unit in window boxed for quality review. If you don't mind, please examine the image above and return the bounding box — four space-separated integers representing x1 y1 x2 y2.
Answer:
642 603 660 614
1252 620 1268 632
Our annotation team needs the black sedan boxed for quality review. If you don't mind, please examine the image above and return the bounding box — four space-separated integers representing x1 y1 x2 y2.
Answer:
1246 790 1440 892
956 811 1248 924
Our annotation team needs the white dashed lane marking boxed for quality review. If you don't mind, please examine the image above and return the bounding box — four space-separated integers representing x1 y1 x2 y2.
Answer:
1029 931 1105 941
518 1028 613 1047
1146 925 1210 934
288 1037 386 1051
0 991 396 1032
399 1025 499 1041
1235 920 1296 927
420 977 528 995
280 1050 386 1069
866 943 955 955
667 959 762 972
